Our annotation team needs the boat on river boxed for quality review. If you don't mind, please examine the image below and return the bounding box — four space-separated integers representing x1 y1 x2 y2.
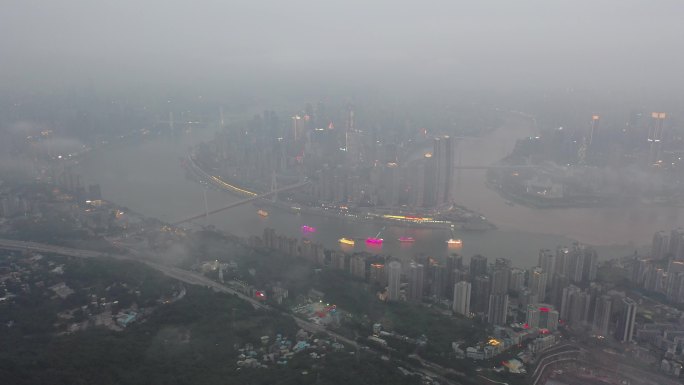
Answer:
339 237 355 246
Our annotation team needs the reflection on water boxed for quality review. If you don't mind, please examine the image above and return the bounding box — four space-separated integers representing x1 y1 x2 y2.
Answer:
76 118 673 267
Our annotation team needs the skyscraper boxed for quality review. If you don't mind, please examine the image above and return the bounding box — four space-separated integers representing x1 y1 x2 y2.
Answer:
350 254 367 279
490 266 510 295
470 254 488 278
387 261 402 301
421 153 437 207
669 228 684 260
582 249 598 282
445 254 463 299
593 295 612 336
560 285 580 321
509 269 525 293
529 267 548 302
408 262 425 302
429 263 447 300
369 263 387 287
539 249 557 287
566 248 585 283
453 281 471 316
614 297 637 342
652 230 670 260
487 293 509 326
471 275 491 314
433 136 454 205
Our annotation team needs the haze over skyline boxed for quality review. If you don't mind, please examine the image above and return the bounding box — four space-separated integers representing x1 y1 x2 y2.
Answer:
3 1 684 94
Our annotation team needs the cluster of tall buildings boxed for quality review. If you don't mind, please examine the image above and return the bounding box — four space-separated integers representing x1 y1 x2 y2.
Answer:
257 228 325 265
452 245 635 341
254 228 646 343
631 228 684 304
205 103 456 209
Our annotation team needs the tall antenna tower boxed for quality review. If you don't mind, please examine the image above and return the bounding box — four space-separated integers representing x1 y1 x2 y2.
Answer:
589 115 600 146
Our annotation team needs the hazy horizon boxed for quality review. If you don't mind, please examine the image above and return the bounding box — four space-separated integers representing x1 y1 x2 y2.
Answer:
2 1 684 96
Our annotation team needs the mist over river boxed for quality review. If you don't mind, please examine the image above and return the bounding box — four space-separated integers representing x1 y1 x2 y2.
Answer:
77 115 681 267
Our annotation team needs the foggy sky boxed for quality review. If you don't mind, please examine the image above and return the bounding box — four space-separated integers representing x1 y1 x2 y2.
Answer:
2 1 684 93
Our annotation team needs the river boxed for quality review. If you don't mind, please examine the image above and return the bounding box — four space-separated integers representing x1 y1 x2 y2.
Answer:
76 115 681 268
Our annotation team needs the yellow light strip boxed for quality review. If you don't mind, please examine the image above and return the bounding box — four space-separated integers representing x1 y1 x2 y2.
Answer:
210 175 258 197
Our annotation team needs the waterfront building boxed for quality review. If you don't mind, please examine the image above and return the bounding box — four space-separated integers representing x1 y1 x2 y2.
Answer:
433 135 455 205
370 262 387 287
470 254 488 278
445 254 463 299
330 251 347 271
388 261 402 301
350 254 367 279
429 263 447 300
408 262 425 302
421 153 437 207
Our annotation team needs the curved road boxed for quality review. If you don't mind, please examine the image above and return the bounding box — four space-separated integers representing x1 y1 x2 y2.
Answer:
0 238 460 384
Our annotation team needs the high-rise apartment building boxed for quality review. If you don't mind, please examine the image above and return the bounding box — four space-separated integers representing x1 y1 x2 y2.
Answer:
615 297 637 342
453 281 471 316
387 261 402 301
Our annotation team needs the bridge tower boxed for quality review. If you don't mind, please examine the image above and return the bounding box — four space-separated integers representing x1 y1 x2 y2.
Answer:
270 171 278 203
577 137 587 165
